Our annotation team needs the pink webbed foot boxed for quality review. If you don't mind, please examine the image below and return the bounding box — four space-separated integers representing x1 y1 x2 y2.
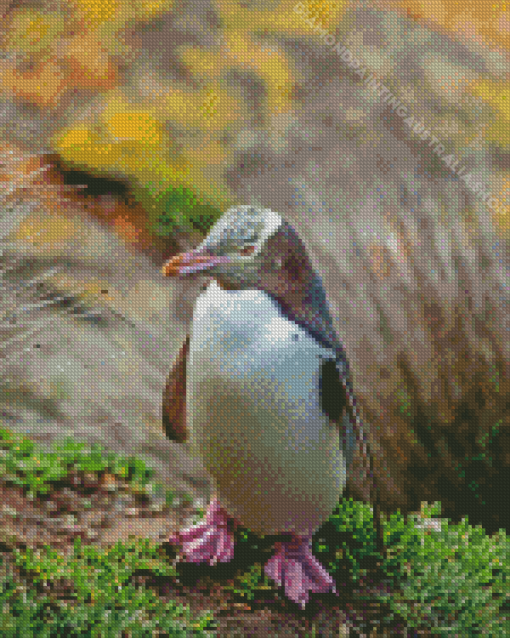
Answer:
264 534 337 609
169 497 236 566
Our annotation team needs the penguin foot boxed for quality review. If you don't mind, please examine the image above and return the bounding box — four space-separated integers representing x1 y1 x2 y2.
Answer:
169 497 235 565
264 533 337 609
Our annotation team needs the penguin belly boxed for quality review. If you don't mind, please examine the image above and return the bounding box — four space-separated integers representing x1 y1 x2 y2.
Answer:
188 281 345 536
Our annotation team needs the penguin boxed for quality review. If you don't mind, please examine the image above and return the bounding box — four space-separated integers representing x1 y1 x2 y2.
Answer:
161 205 370 608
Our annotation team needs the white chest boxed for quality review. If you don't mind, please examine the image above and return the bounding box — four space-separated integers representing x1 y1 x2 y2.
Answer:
187 281 345 535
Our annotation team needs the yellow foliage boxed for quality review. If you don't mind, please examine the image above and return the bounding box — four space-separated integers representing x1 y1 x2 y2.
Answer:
470 79 510 149
157 87 201 124
490 172 510 234
178 49 222 81
199 89 245 129
159 86 245 131
3 8 65 55
105 111 163 146
215 0 347 36
69 0 174 29
4 0 348 208
54 128 113 170
225 31 300 114
55 91 170 173
180 33 300 116
52 115 234 207
52 80 241 207
57 128 92 150
4 0 509 218
69 0 121 27
299 0 347 31
179 1 346 120
132 0 175 20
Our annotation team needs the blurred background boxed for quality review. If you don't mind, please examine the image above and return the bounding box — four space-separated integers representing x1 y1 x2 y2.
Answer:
0 0 508 542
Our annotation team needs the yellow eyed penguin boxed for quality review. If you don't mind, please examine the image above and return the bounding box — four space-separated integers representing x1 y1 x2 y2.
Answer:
162 205 364 608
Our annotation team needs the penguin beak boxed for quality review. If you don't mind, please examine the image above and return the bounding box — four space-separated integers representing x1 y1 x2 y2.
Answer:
162 250 232 277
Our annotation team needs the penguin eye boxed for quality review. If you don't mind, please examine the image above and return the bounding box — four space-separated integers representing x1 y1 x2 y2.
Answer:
238 244 256 256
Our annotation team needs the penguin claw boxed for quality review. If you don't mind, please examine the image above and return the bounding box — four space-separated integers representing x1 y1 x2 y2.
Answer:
264 534 337 609
169 498 235 565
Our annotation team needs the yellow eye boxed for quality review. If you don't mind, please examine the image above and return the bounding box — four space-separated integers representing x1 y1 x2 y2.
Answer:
239 245 256 256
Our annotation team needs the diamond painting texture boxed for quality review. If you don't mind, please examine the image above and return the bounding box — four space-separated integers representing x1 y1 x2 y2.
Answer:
0 0 508 634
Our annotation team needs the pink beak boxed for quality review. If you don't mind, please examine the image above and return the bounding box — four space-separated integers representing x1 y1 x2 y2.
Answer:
162 250 231 277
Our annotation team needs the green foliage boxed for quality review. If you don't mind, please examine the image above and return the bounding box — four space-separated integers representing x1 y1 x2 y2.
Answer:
227 497 509 633
1 538 215 636
0 429 154 498
319 497 381 582
380 511 508 634
12 537 175 601
0 429 507 633
150 186 221 237
222 563 274 602
322 498 509 634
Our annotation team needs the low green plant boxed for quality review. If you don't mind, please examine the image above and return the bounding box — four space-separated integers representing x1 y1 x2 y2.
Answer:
150 185 222 237
323 496 382 582
381 510 508 634
222 563 274 601
1 537 215 636
0 429 155 498
318 498 509 634
0 428 507 634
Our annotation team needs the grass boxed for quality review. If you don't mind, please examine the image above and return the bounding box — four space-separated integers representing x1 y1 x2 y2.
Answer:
0 428 507 636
